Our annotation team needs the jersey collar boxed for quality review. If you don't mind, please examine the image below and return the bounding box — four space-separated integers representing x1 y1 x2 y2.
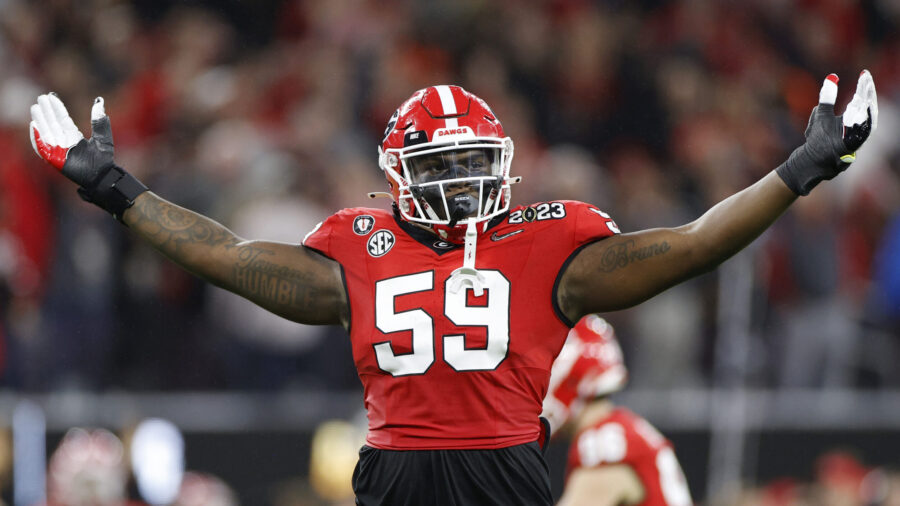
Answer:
392 207 508 255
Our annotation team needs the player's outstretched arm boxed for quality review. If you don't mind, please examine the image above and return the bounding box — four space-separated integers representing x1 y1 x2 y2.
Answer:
124 193 348 326
558 71 877 321
558 171 795 317
29 93 348 327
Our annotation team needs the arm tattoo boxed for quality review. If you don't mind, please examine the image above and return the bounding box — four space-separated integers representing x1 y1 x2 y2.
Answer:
232 252 328 310
599 239 671 273
131 196 335 316
132 197 240 252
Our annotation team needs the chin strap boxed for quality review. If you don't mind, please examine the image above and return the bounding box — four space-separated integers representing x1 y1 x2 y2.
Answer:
448 218 486 296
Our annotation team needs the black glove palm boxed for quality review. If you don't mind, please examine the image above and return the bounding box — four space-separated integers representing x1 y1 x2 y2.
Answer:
62 102 116 186
777 71 878 196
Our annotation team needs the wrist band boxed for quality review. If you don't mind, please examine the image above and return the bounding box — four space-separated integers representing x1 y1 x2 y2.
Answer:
77 165 149 222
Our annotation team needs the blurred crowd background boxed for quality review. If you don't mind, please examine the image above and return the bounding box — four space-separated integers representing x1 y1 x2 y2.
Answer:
0 0 899 504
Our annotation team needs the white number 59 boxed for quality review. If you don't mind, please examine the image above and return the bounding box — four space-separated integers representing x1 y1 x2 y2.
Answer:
374 271 510 376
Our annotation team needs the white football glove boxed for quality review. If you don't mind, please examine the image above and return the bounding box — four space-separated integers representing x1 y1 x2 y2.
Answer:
29 94 147 220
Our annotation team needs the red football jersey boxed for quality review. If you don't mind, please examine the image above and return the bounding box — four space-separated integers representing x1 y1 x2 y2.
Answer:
303 201 619 449
567 407 693 506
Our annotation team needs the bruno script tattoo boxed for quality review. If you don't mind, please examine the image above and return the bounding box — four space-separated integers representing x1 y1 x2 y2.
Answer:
600 239 671 272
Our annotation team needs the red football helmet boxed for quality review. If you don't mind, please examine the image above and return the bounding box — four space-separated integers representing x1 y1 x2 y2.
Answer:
379 85 515 242
542 315 628 433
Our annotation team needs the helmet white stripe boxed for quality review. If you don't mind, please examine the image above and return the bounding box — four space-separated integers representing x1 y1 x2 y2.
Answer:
434 85 459 128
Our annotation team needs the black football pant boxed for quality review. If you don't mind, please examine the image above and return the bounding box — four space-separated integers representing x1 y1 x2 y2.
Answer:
352 441 553 505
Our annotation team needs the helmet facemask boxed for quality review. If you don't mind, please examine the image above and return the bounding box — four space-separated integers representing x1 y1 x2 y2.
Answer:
381 136 514 238
377 85 517 243
408 146 504 227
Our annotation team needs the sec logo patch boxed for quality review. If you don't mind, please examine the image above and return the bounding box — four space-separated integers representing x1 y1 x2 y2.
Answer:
353 215 376 235
367 230 395 257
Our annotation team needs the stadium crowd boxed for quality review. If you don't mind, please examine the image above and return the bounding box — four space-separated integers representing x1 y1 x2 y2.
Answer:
2 0 898 393
0 0 899 504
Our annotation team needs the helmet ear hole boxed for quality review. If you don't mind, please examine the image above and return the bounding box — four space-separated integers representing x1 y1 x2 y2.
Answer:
386 153 399 168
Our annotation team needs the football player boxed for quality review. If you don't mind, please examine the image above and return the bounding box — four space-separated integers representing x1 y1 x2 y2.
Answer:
28 73 876 505
543 315 692 506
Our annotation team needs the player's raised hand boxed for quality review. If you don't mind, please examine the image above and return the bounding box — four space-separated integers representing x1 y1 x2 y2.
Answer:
30 94 112 183
29 93 147 221
840 70 878 156
776 70 878 195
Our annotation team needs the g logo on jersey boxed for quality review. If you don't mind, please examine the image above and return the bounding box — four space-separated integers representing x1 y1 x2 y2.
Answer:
367 230 395 257
353 215 376 235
